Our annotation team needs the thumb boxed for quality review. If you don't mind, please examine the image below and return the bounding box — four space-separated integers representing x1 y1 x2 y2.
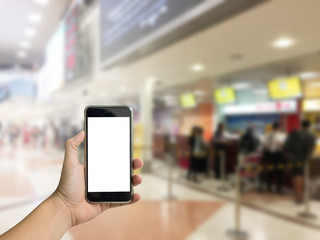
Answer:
64 131 85 160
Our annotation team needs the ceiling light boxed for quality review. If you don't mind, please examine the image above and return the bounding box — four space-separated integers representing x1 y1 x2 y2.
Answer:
163 95 176 101
33 0 49 6
194 90 206 96
254 89 268 94
299 71 320 80
28 13 42 23
24 28 36 37
272 37 295 49
119 85 127 92
233 83 250 90
191 63 204 72
146 76 156 82
17 51 27 58
20 41 30 48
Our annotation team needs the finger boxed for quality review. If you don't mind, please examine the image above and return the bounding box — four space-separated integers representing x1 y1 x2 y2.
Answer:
109 193 141 208
133 158 143 170
132 174 142 186
64 131 85 160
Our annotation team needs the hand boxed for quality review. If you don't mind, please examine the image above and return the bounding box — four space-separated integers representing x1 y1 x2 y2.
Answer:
52 131 143 228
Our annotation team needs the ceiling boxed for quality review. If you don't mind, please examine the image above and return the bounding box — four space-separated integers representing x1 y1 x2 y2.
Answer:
75 0 320 104
1 0 320 113
0 0 70 69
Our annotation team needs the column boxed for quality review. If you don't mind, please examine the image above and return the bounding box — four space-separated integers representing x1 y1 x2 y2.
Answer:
139 78 155 172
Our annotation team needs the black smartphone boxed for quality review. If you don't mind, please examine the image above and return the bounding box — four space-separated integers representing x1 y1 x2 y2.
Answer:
84 106 133 203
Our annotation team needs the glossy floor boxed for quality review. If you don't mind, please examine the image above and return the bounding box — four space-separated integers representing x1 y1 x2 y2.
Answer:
0 148 319 239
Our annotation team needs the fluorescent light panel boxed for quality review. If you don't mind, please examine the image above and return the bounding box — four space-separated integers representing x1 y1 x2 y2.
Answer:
17 51 27 58
191 63 204 72
299 71 320 80
233 82 250 90
33 0 49 6
20 41 30 48
24 28 36 37
28 13 42 23
272 37 295 48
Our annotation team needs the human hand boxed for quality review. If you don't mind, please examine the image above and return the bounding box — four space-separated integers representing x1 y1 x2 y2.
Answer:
51 131 143 228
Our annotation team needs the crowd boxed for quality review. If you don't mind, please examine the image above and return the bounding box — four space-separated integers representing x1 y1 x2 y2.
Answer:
0 121 81 151
187 120 316 204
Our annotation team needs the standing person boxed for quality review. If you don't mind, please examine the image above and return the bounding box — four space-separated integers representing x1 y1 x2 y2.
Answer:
283 120 316 204
212 123 229 180
263 121 286 193
239 125 260 154
188 126 201 182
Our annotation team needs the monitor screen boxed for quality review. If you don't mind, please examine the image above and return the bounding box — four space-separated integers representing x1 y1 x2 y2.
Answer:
268 76 302 99
214 87 236 104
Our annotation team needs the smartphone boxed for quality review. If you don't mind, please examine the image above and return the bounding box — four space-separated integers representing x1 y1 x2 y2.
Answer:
84 106 133 203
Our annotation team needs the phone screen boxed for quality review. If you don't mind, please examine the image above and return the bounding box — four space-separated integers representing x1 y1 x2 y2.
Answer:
87 116 130 193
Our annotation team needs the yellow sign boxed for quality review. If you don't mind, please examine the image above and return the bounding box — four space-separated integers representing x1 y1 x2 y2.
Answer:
268 76 302 99
214 87 236 104
133 123 143 174
180 93 197 108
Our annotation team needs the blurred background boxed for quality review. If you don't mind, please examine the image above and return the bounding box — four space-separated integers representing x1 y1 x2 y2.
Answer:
0 0 320 239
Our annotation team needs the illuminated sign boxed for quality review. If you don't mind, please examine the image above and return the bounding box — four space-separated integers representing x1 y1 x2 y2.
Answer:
214 87 236 104
180 93 196 108
268 76 302 99
303 99 320 112
224 100 297 115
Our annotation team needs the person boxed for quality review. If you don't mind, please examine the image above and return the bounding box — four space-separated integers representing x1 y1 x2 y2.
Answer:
263 121 286 193
0 131 143 239
212 123 230 180
283 120 316 204
239 125 260 154
187 126 205 182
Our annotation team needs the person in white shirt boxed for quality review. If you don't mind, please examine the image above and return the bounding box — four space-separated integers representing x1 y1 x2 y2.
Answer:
263 122 286 193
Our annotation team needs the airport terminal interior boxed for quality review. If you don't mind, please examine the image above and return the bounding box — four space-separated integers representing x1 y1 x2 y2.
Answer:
1 0 320 239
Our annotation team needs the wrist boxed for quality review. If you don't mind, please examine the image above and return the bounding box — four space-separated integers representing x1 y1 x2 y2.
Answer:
49 191 73 231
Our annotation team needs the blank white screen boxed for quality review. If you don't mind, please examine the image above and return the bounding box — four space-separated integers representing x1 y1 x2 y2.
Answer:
88 117 130 192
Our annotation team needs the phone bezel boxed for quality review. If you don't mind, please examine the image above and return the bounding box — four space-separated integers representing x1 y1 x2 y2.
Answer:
84 105 133 203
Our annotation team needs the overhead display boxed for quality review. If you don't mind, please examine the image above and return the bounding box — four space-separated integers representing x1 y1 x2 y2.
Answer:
214 87 236 104
100 0 266 68
100 0 208 65
180 92 197 108
268 76 302 100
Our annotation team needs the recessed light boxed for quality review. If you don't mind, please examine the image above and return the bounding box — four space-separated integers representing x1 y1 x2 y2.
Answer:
272 37 295 49
28 13 42 23
119 85 127 92
194 90 206 96
233 83 250 90
17 51 27 58
163 95 175 100
299 71 320 80
191 63 204 72
24 28 36 37
33 0 49 6
146 76 156 82
20 41 30 48
254 89 268 94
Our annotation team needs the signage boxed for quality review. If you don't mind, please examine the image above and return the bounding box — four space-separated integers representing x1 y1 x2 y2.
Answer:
214 87 236 104
180 93 196 108
303 99 320 112
224 100 297 115
268 76 302 99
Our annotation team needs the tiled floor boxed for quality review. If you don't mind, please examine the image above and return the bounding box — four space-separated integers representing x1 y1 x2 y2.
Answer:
0 150 320 239
153 159 320 229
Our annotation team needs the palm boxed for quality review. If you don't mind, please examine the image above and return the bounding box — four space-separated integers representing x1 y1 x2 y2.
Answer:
55 131 142 227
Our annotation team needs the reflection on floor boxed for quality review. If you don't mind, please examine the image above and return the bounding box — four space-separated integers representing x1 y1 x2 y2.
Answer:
0 150 319 240
153 159 320 229
69 201 224 240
